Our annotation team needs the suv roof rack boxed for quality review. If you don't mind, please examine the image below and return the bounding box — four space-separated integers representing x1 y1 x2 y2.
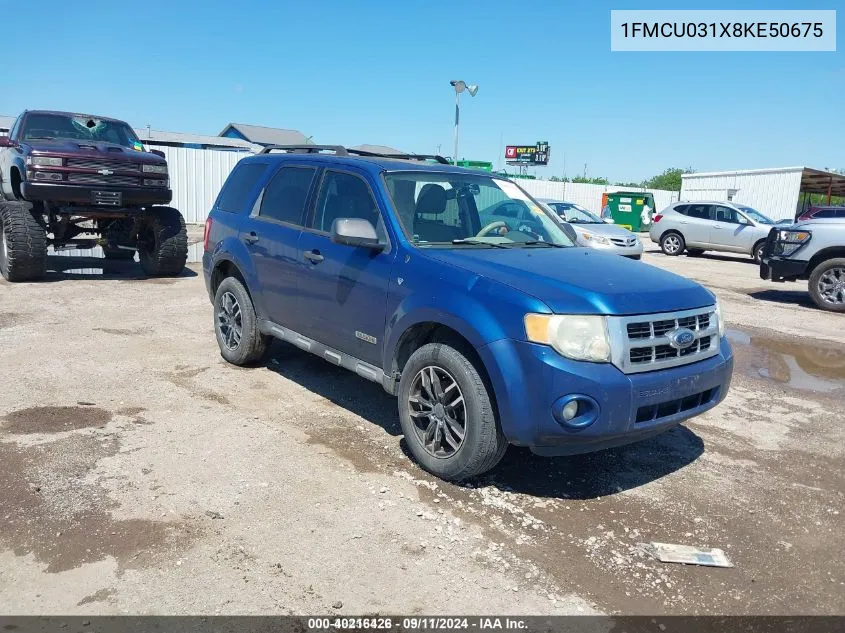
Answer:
258 144 451 165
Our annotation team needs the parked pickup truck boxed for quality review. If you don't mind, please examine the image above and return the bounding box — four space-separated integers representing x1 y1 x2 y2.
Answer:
0 110 187 281
760 218 845 312
203 145 734 481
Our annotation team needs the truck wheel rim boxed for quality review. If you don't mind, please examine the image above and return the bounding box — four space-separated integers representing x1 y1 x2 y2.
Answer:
818 267 845 305
217 291 243 350
664 236 680 253
408 366 466 458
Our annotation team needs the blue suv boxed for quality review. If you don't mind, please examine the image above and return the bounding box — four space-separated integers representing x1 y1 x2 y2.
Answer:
203 145 733 481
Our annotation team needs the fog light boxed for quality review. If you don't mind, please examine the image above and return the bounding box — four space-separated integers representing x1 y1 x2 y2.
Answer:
561 400 579 421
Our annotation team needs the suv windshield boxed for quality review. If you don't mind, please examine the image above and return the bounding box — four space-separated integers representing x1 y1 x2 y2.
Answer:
383 172 575 248
737 206 774 225
547 202 603 224
21 113 142 149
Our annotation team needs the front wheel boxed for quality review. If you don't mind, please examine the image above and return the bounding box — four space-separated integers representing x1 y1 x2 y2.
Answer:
808 258 845 313
136 206 188 276
0 201 47 281
752 241 766 264
660 232 684 256
398 343 507 481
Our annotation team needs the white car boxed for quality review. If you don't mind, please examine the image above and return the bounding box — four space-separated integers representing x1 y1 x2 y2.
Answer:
539 200 644 259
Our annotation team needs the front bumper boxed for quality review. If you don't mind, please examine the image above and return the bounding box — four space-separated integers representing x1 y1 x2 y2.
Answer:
21 181 172 207
477 337 733 455
760 256 808 282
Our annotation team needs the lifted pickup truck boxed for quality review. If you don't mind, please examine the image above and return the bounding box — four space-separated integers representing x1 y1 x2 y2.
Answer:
203 145 734 481
0 110 187 281
760 218 845 312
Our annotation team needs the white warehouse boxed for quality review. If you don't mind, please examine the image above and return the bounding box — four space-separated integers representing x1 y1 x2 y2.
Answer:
680 166 845 221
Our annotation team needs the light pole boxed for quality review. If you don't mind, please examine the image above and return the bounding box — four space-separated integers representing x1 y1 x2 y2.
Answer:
449 80 478 166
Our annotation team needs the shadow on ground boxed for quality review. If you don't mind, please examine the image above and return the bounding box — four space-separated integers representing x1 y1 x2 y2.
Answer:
747 289 816 309
42 255 197 282
262 340 704 499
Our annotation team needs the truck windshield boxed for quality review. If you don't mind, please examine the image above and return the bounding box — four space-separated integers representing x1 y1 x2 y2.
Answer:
383 172 575 248
21 113 142 149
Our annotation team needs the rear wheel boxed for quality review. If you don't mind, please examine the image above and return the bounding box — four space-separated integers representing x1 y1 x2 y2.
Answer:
808 258 845 313
136 206 187 276
0 201 47 282
752 240 766 264
213 276 271 365
660 232 684 256
398 343 507 481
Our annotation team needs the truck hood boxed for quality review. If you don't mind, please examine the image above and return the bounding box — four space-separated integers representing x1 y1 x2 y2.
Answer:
423 247 715 315
24 139 164 165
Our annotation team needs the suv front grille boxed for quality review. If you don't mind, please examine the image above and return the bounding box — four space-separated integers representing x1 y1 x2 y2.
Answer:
66 158 140 172
67 173 139 186
609 306 719 374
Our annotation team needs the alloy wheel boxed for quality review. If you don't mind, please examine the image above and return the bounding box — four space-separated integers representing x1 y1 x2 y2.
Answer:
817 267 845 306
663 235 681 254
217 291 243 350
408 366 467 458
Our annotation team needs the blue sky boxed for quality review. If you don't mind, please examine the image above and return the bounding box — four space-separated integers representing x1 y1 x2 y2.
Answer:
2 0 842 182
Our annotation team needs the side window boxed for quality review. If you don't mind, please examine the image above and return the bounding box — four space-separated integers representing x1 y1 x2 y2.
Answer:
311 171 383 236
10 115 23 140
674 204 690 216
215 163 267 213
712 205 739 223
258 166 316 226
686 204 711 220
836 209 845 218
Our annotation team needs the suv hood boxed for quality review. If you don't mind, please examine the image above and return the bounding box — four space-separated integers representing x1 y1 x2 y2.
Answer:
25 139 164 165
424 247 714 315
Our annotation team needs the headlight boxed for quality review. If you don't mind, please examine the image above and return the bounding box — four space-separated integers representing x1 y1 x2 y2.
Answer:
142 164 168 174
582 232 611 245
714 301 725 338
28 156 63 167
524 314 611 362
776 230 811 256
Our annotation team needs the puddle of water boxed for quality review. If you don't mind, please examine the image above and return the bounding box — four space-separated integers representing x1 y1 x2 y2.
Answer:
726 329 845 393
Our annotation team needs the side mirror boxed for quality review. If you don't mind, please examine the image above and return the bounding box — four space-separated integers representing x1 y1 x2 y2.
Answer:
331 218 384 250
604 218 616 224
0 136 13 147
150 149 165 158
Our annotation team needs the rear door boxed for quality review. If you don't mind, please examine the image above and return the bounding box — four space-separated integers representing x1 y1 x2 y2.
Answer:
676 203 713 246
296 167 395 367
240 163 318 331
709 205 753 252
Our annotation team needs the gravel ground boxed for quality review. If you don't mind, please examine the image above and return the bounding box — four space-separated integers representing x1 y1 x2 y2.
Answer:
0 239 842 615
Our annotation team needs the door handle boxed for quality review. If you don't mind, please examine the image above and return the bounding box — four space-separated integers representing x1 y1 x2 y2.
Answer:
679 220 689 224
243 231 259 245
712 226 723 230
304 250 324 263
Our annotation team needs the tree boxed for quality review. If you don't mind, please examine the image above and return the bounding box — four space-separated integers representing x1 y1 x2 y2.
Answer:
643 167 693 192
571 176 609 185
615 181 644 188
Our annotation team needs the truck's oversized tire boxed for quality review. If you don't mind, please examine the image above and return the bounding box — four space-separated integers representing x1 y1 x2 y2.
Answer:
136 206 187 276
808 258 845 313
0 201 47 282
213 276 271 365
398 343 508 481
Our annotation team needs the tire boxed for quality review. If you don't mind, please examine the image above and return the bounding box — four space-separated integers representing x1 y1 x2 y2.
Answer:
660 232 684 256
103 247 135 261
752 240 766 264
687 248 705 257
213 276 271 365
398 343 507 481
0 201 47 282
136 206 187 276
808 258 845 313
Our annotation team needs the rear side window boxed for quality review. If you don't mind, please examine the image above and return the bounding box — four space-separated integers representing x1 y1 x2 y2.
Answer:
215 163 266 213
686 204 712 220
259 166 317 226
674 204 690 215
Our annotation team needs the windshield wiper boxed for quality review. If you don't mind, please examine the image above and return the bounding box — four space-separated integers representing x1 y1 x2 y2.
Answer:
451 239 509 249
519 241 567 248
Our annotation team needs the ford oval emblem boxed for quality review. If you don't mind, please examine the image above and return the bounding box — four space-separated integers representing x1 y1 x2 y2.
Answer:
668 328 696 350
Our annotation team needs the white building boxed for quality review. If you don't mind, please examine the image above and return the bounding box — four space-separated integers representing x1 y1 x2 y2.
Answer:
680 166 845 221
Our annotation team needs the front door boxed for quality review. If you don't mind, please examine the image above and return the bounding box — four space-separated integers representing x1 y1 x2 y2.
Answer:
240 164 318 331
296 168 395 367
709 205 754 253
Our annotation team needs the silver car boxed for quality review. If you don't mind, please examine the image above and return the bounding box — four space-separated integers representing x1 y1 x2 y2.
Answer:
649 200 776 263
539 200 643 259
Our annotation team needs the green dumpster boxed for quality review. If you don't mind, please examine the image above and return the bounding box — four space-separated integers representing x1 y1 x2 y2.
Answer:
603 191 656 232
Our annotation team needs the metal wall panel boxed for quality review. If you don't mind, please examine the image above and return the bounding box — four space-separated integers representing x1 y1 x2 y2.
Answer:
158 146 251 224
680 168 803 220
516 180 678 215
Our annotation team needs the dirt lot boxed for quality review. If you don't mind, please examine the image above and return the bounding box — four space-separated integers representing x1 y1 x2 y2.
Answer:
0 241 842 615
